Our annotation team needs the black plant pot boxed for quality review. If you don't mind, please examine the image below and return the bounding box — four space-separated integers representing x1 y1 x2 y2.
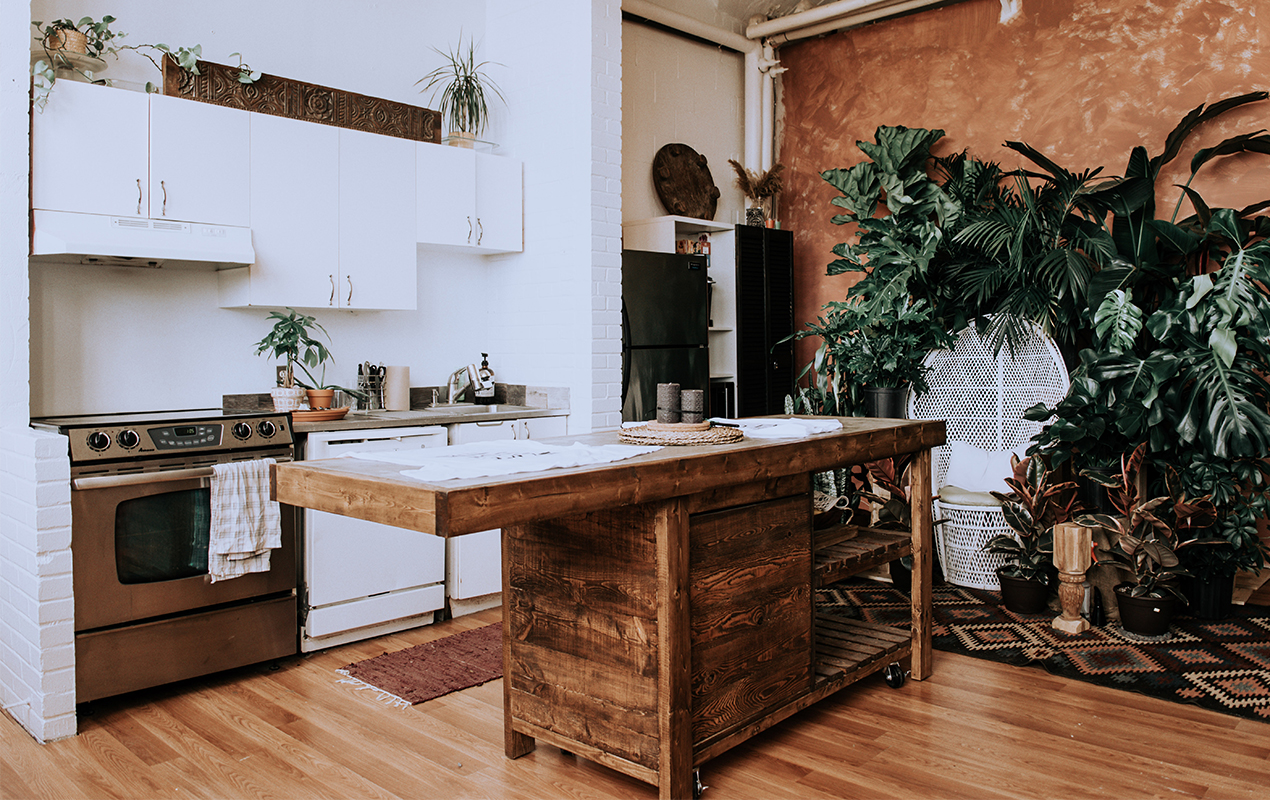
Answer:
1183 575 1233 620
996 567 1050 614
864 386 908 419
1115 585 1179 636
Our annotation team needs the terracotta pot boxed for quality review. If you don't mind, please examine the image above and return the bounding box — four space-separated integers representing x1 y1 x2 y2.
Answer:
1115 584 1179 637
270 386 306 412
996 567 1050 614
305 388 335 410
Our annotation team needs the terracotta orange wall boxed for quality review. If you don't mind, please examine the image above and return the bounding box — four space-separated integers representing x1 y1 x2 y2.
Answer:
777 0 1270 368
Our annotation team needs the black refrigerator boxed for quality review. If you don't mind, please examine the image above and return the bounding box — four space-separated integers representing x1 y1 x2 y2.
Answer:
621 249 710 422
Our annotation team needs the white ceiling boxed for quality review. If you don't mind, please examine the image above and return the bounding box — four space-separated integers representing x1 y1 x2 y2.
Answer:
634 0 849 35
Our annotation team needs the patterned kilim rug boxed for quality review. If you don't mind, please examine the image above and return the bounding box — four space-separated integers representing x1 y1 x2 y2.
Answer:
817 578 1270 723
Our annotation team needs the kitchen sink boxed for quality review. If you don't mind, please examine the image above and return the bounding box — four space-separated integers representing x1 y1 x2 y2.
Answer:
421 404 536 414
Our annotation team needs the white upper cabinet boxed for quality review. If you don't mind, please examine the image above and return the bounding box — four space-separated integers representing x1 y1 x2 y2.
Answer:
32 81 249 227
227 113 339 309
417 144 522 254
338 128 417 310
32 81 150 218
221 114 417 310
475 153 524 253
148 93 250 228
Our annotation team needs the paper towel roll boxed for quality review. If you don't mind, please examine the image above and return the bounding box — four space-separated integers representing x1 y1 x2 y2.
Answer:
383 366 410 411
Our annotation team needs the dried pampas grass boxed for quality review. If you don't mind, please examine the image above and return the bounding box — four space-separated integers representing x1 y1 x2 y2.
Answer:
727 159 786 201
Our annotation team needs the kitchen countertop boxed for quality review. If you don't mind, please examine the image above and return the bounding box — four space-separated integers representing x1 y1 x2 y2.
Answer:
292 405 568 434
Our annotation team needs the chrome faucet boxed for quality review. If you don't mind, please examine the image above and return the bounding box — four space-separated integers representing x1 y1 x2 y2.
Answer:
445 364 490 404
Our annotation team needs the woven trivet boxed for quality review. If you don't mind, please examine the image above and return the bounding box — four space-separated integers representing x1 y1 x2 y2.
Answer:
619 424 744 446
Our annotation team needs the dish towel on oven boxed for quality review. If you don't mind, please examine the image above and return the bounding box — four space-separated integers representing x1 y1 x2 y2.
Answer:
208 458 281 583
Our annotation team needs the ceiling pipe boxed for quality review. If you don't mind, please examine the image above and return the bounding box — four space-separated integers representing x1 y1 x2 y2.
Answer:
761 0 950 44
745 0 924 39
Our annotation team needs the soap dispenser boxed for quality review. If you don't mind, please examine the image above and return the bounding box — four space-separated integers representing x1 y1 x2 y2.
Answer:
475 353 496 405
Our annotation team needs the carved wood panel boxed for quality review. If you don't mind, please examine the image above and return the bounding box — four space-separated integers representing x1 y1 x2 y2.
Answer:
163 58 439 143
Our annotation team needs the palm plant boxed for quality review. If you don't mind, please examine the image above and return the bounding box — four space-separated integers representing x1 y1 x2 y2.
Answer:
415 34 505 139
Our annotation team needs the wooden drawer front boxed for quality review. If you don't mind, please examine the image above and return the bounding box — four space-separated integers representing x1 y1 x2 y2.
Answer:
505 506 661 770
689 493 813 744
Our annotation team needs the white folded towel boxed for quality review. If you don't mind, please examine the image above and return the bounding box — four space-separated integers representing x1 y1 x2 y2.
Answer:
208 458 281 583
343 439 662 482
708 417 843 439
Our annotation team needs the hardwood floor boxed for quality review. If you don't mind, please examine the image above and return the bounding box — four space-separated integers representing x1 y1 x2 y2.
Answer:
3 607 1267 800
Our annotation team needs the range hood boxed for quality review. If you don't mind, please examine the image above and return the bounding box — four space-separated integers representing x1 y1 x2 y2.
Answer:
31 209 255 267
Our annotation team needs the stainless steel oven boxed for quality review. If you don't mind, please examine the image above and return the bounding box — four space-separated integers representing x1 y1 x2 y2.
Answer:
31 409 299 703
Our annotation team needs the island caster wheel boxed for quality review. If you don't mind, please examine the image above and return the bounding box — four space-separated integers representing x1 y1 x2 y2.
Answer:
693 768 707 798
884 662 907 688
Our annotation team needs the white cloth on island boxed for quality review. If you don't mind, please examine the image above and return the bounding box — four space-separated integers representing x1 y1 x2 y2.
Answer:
341 439 663 482
707 417 843 439
208 458 281 583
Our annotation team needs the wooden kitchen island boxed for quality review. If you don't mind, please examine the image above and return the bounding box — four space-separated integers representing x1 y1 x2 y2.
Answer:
274 417 945 799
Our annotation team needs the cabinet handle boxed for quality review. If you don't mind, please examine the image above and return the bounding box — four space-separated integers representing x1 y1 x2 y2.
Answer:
136 179 142 215
329 274 335 306
476 218 484 245
346 275 353 306
160 180 167 216
466 216 473 244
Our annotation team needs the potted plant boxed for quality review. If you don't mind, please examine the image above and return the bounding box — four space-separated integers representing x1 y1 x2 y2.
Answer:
727 160 785 226
31 15 259 112
788 295 951 418
981 453 1082 614
253 308 362 412
415 33 505 147
1074 445 1217 636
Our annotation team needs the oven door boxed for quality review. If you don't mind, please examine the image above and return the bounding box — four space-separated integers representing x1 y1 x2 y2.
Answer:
72 465 296 633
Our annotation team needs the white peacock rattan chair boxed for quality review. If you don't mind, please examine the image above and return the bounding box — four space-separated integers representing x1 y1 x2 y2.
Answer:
906 317 1070 590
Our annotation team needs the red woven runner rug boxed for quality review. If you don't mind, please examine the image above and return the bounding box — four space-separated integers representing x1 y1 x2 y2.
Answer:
337 623 502 708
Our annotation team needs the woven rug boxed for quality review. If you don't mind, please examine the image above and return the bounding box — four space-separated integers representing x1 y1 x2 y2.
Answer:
817 579 1270 723
337 623 502 708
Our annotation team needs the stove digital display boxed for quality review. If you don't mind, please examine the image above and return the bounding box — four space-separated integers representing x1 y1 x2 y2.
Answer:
151 424 223 450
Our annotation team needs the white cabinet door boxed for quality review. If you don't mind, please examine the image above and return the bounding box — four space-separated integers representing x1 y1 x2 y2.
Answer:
446 420 516 602
416 143 476 248
339 128 417 310
475 153 523 253
32 81 149 218
237 113 339 308
149 94 250 227
522 415 567 439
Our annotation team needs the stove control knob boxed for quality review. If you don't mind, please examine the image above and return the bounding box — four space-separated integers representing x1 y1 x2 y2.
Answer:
257 420 277 438
87 431 111 451
231 421 253 440
117 429 140 449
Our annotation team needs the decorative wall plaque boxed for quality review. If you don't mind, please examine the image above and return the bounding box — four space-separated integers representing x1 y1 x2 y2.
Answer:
163 58 440 144
652 143 719 220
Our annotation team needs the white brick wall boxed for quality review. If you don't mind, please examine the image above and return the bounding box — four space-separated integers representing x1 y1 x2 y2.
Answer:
0 429 77 743
592 0 623 431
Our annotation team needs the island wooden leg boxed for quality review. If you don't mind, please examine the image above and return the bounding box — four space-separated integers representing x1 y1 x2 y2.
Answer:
501 525 535 759
654 498 693 800
909 447 933 680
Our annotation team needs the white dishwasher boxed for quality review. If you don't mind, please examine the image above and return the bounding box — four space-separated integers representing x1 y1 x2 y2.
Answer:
446 419 517 616
302 425 448 652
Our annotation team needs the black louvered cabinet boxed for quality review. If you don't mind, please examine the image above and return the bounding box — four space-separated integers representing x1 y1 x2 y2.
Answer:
734 225 794 417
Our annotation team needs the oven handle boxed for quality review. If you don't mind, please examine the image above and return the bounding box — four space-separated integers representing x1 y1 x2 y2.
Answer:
72 457 292 491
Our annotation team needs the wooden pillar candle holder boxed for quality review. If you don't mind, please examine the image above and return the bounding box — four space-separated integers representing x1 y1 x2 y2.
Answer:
1052 522 1093 634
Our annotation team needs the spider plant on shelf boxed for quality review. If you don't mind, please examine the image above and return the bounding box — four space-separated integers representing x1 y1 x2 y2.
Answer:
415 33 506 146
